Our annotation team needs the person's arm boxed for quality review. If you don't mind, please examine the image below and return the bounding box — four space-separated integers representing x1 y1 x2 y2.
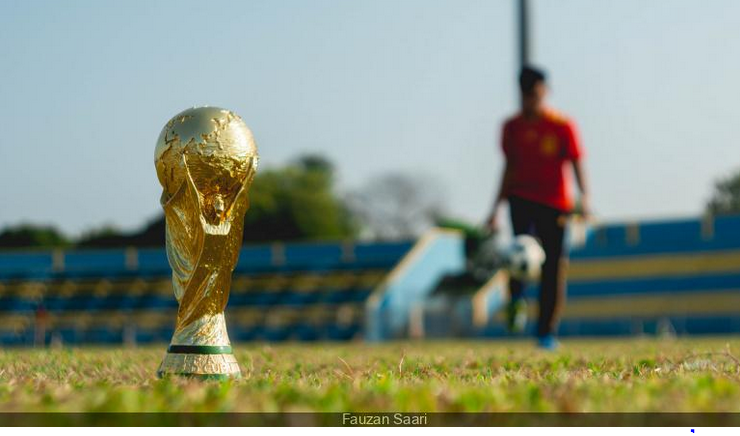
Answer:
572 159 590 218
562 118 590 219
487 161 513 230
488 122 514 231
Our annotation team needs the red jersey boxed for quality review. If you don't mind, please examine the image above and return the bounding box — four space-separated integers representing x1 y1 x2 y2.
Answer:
501 109 583 212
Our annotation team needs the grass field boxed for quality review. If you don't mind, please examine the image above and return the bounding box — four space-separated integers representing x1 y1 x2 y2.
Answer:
0 337 739 414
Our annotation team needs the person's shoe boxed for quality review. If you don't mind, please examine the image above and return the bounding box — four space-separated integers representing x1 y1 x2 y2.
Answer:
536 334 560 350
506 299 528 334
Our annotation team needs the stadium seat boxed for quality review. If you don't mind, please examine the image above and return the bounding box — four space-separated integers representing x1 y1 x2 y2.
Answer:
0 240 415 345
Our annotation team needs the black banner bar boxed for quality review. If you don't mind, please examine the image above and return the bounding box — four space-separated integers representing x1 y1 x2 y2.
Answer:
0 413 737 427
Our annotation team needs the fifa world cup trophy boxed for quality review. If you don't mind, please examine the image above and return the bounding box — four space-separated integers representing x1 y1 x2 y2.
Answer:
154 106 258 379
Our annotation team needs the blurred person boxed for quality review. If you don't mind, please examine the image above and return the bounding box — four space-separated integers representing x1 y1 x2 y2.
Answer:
34 302 49 347
487 66 590 350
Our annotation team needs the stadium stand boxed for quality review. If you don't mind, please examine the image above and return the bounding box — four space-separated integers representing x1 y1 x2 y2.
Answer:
475 214 740 337
0 240 412 346
2 214 740 346
369 215 740 340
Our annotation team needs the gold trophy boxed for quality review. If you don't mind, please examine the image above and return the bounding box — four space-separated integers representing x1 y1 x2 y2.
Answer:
154 106 258 379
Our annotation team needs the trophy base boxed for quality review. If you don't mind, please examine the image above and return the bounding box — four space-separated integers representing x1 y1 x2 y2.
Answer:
156 345 241 380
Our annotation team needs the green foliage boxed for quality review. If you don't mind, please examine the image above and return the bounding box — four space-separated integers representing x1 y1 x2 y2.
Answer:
435 216 488 240
0 339 738 414
76 225 130 248
0 223 69 248
707 170 740 215
242 155 357 242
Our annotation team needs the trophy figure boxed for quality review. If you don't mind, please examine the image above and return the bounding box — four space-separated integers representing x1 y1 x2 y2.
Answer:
154 106 258 379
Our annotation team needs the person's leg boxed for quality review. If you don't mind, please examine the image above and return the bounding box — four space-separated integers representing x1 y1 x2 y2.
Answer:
508 197 535 302
532 205 568 339
506 197 536 333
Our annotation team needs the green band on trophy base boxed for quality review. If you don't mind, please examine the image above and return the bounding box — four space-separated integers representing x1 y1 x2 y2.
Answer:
167 345 233 355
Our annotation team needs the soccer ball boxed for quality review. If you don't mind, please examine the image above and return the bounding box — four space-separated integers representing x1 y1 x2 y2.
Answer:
469 234 547 282
502 235 546 282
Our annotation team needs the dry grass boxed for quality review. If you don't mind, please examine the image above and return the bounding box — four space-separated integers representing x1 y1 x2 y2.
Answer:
0 337 739 413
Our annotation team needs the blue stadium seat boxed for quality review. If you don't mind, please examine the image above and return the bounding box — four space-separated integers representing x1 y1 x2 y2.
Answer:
283 244 344 271
353 241 413 269
56 328 79 344
42 296 67 312
231 325 261 341
292 323 321 341
99 295 137 311
321 289 366 304
84 329 123 344
262 325 291 341
64 251 129 279
0 297 34 312
62 295 96 311
134 329 157 344
347 288 373 303
684 315 740 335
279 291 322 307
134 294 175 310
0 252 53 281
137 248 171 276
568 273 740 298
325 324 361 340
234 246 274 273
0 330 24 346
248 291 281 307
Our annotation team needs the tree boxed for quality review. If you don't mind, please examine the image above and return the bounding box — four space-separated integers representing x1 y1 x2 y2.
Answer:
0 224 69 248
347 172 447 240
129 215 167 247
242 155 357 242
77 225 134 248
707 170 740 216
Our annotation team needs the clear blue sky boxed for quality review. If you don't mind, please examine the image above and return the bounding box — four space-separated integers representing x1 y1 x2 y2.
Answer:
1 0 739 236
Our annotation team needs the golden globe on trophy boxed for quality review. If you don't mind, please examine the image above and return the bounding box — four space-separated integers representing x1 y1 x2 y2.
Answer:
154 106 258 379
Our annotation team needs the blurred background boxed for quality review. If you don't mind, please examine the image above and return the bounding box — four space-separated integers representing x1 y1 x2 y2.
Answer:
1 0 740 346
